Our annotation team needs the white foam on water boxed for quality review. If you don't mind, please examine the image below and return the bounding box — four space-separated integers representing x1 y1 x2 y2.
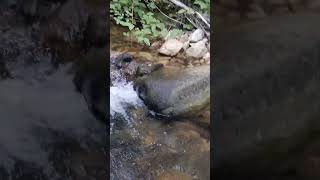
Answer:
110 81 142 118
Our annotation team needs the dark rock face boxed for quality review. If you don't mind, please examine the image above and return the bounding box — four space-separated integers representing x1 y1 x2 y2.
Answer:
110 51 164 83
212 13 320 178
135 65 210 117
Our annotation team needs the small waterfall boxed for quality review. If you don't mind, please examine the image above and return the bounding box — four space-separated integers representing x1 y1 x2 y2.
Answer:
110 63 144 180
110 68 143 132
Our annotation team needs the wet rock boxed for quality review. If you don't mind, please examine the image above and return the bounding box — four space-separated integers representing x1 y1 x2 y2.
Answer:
186 39 208 59
158 39 183 56
136 63 163 77
189 28 204 43
111 52 133 69
135 65 210 117
110 51 164 83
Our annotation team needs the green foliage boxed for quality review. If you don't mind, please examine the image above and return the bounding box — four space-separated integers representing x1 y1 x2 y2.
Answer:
193 0 210 13
111 0 166 45
110 0 209 46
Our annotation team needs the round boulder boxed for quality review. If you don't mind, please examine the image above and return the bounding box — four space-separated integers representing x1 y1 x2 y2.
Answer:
158 39 183 56
134 65 210 117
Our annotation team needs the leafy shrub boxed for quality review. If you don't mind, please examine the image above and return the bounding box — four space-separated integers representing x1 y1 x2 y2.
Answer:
110 0 209 46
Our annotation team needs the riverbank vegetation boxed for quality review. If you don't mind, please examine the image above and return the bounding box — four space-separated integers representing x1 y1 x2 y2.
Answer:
110 0 210 45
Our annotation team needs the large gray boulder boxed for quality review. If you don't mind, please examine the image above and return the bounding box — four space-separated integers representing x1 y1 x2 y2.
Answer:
213 13 320 177
135 65 210 117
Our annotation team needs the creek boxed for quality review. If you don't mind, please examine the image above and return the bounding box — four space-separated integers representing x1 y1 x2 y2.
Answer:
110 25 210 180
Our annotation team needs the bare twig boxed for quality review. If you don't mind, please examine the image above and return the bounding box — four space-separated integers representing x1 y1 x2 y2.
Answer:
168 0 210 28
187 16 209 38
152 0 187 26
186 16 197 29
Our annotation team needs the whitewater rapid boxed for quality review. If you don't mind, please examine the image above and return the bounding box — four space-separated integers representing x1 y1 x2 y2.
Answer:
110 81 142 117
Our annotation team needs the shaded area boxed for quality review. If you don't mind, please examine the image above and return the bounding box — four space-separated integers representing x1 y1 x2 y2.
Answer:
0 0 107 179
213 13 320 179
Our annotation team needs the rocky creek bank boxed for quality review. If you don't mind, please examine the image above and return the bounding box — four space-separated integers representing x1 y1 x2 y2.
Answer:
110 24 210 179
213 13 320 179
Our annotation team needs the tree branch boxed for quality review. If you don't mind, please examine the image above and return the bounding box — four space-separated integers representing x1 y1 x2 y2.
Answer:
168 0 210 29
152 1 187 26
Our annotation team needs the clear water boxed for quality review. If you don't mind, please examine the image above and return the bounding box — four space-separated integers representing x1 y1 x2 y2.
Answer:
110 25 210 180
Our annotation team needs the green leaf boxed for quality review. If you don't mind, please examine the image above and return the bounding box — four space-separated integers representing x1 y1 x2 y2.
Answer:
194 1 207 10
143 38 150 46
167 29 183 39
177 9 186 14
183 23 193 30
119 21 134 30
147 2 156 9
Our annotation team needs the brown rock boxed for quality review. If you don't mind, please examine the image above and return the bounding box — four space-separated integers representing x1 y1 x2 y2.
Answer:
186 39 208 59
151 41 162 50
158 39 183 56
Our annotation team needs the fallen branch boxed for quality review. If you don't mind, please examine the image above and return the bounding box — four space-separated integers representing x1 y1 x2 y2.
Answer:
186 16 209 37
168 0 210 29
152 1 188 26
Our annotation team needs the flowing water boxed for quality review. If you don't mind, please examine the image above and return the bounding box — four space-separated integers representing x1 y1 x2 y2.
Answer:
110 25 210 180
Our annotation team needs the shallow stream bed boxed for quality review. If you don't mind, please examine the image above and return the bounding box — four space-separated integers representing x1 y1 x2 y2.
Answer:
110 26 210 180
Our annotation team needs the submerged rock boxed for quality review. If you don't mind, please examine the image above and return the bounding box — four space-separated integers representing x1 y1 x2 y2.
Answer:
135 65 210 117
